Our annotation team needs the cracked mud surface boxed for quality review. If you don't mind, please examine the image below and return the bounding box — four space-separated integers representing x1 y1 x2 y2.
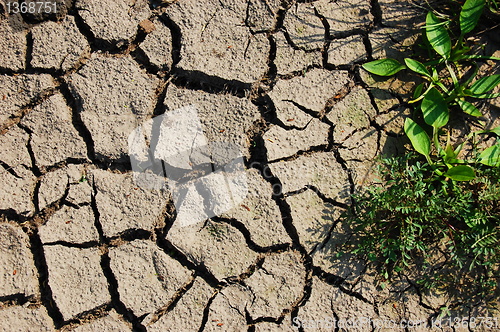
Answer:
1 0 499 331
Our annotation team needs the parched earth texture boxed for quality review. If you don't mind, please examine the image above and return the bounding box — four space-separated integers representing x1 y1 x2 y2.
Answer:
1 0 500 331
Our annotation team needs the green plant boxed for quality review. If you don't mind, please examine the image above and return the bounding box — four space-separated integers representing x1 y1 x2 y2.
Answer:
347 154 500 294
363 0 500 181
486 0 500 13
346 0 500 298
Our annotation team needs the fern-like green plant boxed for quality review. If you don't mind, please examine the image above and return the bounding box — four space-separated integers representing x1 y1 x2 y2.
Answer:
345 155 500 294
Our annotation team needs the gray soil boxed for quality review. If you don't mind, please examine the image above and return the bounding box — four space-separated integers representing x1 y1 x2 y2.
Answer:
1 0 499 331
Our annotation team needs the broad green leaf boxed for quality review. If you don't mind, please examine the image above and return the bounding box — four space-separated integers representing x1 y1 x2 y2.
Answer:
457 100 483 117
444 165 476 181
489 126 500 136
444 142 457 162
469 75 500 94
413 83 425 99
470 92 500 99
426 12 451 59
410 83 434 104
421 87 449 128
460 0 485 34
362 59 405 76
404 58 431 77
404 118 431 157
454 140 466 156
432 67 439 81
478 145 500 166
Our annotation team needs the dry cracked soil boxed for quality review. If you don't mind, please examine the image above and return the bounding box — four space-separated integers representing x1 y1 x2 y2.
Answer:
1 0 500 331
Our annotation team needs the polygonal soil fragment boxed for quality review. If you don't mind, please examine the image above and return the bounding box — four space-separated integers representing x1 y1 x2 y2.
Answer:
39 205 98 244
363 28 420 113
264 119 329 161
0 13 28 71
108 240 192 317
378 132 404 158
287 189 341 253
244 250 306 318
0 306 54 332
0 165 36 217
246 0 280 32
254 320 296 332
70 310 132 332
363 29 421 112
378 0 427 29
67 54 158 161
374 106 411 136
315 0 372 36
91 169 168 237
269 69 350 127
273 32 322 76
166 220 259 280
0 126 31 169
18 0 71 23
31 15 90 71
166 0 269 83
359 88 399 120
283 2 324 50
153 144 248 227
139 18 173 70
76 0 150 47
163 85 261 157
338 128 379 161
0 223 38 298
345 160 379 191
0 74 54 128
222 168 290 247
269 151 350 202
377 293 433 330
327 35 366 66
44 245 110 320
66 180 93 207
350 268 434 326
326 87 376 142
368 27 420 62
21 93 87 168
204 284 252 331
295 276 376 332
37 164 89 210
311 222 365 281
145 277 214 331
